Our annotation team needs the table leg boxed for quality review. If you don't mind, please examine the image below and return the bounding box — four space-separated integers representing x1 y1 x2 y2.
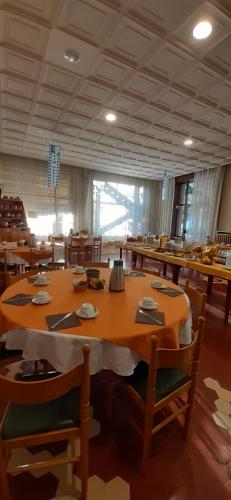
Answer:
140 256 143 269
172 264 181 285
225 280 231 325
132 251 137 268
120 247 122 259
163 262 167 277
207 275 213 295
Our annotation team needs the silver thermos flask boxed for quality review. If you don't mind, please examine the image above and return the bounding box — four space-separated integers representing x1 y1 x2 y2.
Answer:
109 259 125 292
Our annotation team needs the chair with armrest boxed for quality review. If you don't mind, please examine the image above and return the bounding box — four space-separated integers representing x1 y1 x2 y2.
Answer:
185 279 206 332
0 344 90 500
107 316 205 472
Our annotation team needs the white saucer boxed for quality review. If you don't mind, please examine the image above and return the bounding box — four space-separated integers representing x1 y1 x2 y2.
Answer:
150 283 165 289
32 297 52 305
34 281 50 286
76 307 99 319
138 300 158 310
72 269 85 274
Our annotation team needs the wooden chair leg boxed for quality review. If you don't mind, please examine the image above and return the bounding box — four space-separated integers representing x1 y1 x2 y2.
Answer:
141 408 153 474
183 388 194 440
0 445 10 500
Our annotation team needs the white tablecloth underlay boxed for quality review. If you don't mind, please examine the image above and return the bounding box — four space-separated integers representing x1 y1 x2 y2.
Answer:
2 300 192 375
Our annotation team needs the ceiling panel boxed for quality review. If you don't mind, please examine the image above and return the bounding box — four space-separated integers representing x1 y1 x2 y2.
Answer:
0 0 231 179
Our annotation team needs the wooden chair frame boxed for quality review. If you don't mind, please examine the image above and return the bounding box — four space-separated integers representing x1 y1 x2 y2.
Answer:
108 317 205 472
79 260 110 268
0 344 90 500
185 279 206 332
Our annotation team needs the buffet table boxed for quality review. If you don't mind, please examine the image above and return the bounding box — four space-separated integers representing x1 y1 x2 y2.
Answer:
118 244 231 324
0 268 191 374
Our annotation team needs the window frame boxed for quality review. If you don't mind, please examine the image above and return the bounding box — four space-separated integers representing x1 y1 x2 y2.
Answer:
171 174 194 238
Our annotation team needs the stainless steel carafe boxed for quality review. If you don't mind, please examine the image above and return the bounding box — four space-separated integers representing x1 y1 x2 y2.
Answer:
109 259 125 292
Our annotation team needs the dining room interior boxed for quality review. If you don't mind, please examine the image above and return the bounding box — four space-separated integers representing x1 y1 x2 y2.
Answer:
0 1 231 499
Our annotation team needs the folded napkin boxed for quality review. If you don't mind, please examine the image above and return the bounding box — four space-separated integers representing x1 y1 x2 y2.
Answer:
46 312 81 331
3 293 33 306
129 271 146 277
135 309 165 326
157 287 184 297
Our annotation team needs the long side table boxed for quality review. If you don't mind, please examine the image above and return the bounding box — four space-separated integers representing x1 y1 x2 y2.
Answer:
118 244 231 324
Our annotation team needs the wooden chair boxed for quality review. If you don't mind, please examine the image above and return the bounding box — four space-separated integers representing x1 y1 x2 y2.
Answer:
107 317 205 472
0 344 90 500
68 237 85 265
4 269 40 288
185 279 206 332
85 236 102 262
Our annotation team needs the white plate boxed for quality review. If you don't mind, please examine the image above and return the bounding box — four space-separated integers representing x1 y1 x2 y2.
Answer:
76 307 99 319
72 269 86 274
224 265 231 270
32 297 52 305
138 300 158 310
34 281 50 286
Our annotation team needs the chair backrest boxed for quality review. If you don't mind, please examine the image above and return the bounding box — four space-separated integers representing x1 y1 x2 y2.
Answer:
0 344 90 406
93 236 102 247
185 279 206 331
70 236 83 247
81 260 109 268
51 236 65 243
148 317 205 403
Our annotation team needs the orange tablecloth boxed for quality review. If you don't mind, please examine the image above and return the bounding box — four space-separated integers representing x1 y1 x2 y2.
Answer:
0 269 189 359
5 247 53 266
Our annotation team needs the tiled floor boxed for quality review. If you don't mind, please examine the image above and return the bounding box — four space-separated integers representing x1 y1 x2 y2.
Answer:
0 249 230 499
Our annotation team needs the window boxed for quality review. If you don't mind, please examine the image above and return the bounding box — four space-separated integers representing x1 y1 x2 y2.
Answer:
93 180 148 239
171 175 193 237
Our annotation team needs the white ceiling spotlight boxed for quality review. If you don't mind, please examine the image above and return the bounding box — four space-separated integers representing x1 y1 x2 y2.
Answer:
64 49 80 63
105 112 117 122
184 138 193 146
193 21 213 40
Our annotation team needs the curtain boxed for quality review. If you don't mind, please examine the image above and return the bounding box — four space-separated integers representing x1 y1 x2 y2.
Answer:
0 153 160 241
188 166 225 242
91 170 156 240
155 177 175 236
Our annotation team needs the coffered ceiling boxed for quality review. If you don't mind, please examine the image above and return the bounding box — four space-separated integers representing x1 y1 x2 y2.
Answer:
0 0 231 179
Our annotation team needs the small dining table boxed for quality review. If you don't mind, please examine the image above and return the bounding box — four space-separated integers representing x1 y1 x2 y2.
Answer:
0 269 191 374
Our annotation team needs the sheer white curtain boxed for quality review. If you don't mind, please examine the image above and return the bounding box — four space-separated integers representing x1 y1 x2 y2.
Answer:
188 166 225 242
155 177 175 236
91 171 156 240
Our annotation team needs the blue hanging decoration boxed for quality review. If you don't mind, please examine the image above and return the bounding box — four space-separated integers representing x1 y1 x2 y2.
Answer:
161 170 168 201
48 144 61 189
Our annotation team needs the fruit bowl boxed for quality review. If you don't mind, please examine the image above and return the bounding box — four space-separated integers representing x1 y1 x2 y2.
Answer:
72 279 88 291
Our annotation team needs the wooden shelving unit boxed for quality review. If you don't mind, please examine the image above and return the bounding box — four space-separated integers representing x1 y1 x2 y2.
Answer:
0 197 30 242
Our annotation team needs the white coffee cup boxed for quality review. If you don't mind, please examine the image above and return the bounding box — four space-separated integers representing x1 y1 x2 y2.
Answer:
79 303 94 317
35 275 49 284
35 291 50 303
74 266 84 272
140 296 155 308
226 255 231 269
151 280 163 288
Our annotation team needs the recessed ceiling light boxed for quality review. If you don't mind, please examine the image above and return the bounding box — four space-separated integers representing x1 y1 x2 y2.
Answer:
105 112 117 122
184 139 193 146
193 21 213 40
64 49 80 63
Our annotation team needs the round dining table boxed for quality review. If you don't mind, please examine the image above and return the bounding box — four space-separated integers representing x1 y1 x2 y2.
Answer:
0 269 191 374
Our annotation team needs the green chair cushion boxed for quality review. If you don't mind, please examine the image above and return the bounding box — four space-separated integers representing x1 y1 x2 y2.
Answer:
1 388 80 440
124 361 190 401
